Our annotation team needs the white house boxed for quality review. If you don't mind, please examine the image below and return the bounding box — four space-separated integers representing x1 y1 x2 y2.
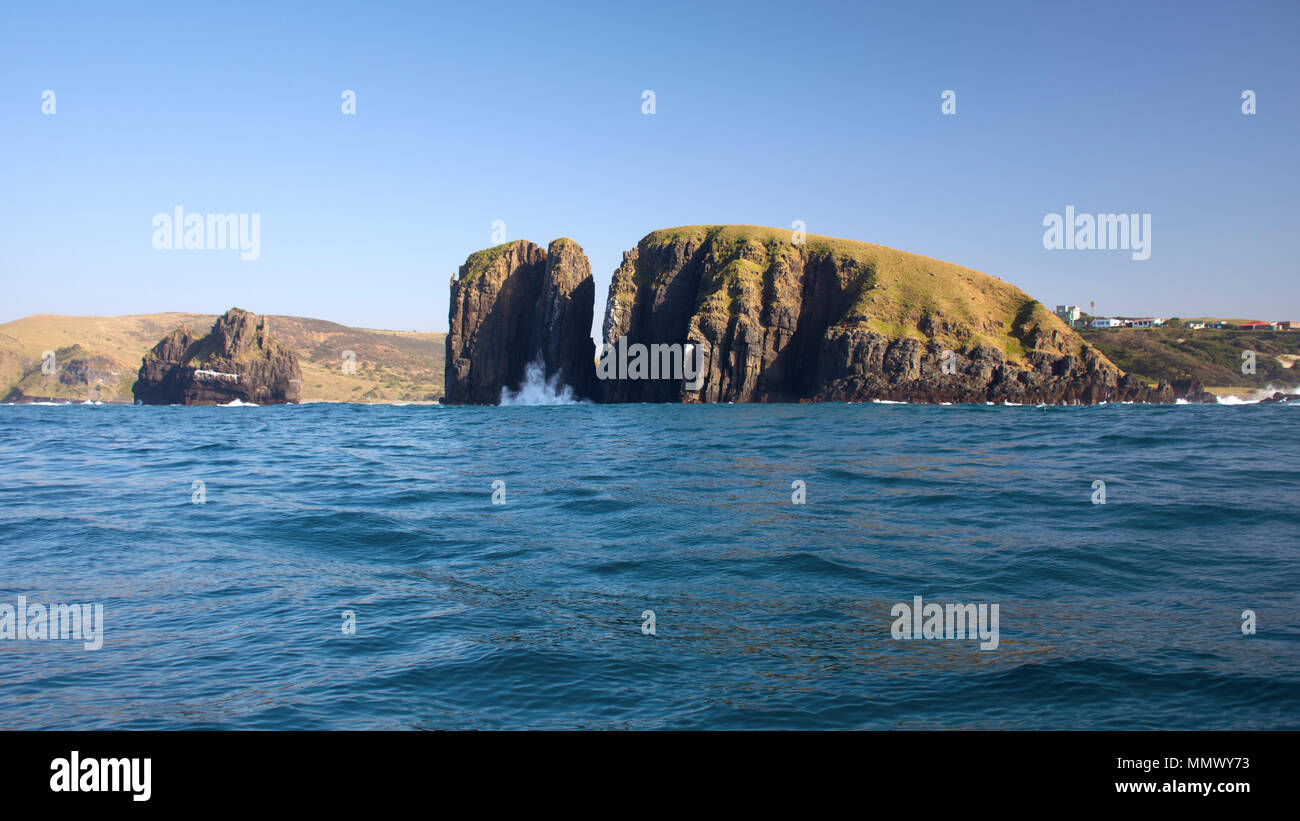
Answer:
1090 318 1124 328
1055 305 1081 324
1128 317 1163 328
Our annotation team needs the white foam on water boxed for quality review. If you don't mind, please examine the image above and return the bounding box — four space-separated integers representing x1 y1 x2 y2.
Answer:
1214 384 1299 405
500 359 583 406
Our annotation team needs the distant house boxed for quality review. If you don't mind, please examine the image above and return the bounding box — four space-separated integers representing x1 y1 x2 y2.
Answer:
1128 317 1163 328
1055 305 1081 324
1185 321 1206 329
1090 318 1124 329
1277 321 1298 331
1239 321 1276 331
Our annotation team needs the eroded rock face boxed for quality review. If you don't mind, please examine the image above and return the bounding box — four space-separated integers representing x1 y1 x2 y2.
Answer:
444 238 596 404
599 226 1208 405
809 334 1188 404
132 308 302 404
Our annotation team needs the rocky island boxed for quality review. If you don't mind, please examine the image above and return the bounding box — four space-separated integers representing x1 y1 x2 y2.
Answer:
448 225 1210 405
444 238 597 404
133 308 302 405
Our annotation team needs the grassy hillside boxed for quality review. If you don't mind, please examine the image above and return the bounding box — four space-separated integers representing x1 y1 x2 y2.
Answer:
642 225 1090 367
1078 326 1300 390
0 313 445 403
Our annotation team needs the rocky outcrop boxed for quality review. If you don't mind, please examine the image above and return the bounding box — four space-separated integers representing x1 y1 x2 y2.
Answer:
599 226 1209 405
1260 391 1300 403
132 308 302 404
2 345 127 403
444 238 597 404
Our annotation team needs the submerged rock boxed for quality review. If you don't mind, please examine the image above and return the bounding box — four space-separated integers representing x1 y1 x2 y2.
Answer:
132 308 302 405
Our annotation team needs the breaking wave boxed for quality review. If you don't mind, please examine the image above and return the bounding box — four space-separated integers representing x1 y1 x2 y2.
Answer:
1215 384 1299 405
500 359 584 406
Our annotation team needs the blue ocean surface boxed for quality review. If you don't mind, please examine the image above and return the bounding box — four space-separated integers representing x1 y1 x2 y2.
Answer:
0 401 1297 730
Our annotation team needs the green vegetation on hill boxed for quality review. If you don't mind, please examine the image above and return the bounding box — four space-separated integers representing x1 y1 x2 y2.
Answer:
0 313 445 403
642 225 1091 367
1079 326 1300 389
458 240 532 284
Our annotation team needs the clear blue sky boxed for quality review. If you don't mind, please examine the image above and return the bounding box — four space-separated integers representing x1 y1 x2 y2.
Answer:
2 0 1297 334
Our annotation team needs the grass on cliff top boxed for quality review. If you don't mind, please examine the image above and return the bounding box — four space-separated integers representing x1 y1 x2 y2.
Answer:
457 238 586 285
641 225 1086 365
458 240 535 284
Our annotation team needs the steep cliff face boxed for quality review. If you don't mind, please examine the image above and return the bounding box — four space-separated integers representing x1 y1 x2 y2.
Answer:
600 226 1202 404
132 308 302 404
444 238 596 404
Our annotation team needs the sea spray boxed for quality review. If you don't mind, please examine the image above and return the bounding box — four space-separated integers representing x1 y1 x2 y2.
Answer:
500 359 584 406
1215 383 1300 405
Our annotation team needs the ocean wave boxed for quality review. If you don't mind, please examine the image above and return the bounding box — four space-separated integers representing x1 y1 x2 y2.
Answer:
1215 383 1299 404
500 359 586 406
2 399 1298 729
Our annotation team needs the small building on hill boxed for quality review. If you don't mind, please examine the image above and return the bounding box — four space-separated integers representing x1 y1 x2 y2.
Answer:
1055 305 1081 324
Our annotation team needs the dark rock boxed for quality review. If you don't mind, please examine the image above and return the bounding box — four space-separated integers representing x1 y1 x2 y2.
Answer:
598 226 1208 405
1260 391 1300 403
444 238 597 404
132 308 302 405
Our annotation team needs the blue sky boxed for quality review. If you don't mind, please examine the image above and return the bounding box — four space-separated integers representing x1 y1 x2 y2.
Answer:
2 0 1297 333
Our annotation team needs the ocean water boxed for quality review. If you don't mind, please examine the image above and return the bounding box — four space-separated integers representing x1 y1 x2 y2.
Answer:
1 401 1297 730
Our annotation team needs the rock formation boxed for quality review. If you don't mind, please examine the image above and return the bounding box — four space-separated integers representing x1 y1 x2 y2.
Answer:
132 308 302 404
445 225 1209 406
1260 391 1300 403
2 345 125 403
444 238 597 404
599 226 1207 405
